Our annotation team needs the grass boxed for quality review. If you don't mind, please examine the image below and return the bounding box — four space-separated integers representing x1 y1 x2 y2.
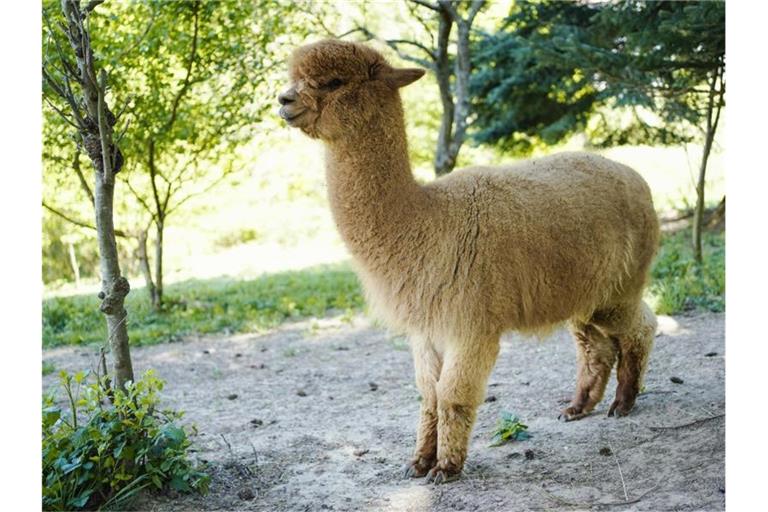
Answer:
43 262 364 348
647 230 725 315
43 361 56 376
43 230 724 349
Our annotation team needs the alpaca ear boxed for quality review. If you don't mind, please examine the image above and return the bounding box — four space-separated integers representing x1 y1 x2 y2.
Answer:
379 67 426 89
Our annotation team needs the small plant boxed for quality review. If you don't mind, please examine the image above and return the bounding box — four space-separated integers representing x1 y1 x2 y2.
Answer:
490 411 531 447
42 369 208 511
43 360 56 376
390 335 409 352
282 347 299 357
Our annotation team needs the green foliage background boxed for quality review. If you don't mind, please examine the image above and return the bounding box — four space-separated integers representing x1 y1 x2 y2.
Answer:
42 0 725 349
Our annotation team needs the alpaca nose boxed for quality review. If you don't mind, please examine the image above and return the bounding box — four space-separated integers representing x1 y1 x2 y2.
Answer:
278 89 296 105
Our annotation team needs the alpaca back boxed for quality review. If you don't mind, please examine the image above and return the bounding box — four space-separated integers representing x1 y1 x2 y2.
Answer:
357 152 659 341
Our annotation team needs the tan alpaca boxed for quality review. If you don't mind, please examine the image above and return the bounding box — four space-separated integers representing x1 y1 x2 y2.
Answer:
278 40 659 484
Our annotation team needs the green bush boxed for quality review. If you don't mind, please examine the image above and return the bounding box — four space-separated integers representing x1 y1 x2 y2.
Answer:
649 231 725 315
42 370 209 511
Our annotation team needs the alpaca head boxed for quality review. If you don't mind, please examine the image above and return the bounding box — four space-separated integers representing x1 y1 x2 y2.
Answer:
278 39 425 141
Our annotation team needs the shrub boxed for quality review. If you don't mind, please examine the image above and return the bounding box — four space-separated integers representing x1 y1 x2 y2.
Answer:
42 370 209 511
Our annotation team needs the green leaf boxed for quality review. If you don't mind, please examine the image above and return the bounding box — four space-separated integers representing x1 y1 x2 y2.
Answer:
170 475 192 492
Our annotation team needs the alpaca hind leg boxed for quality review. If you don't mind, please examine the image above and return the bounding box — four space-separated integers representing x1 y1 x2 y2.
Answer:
560 322 618 421
594 301 656 417
403 336 442 478
426 337 500 484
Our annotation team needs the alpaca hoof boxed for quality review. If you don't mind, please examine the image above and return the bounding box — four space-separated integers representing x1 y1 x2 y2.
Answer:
402 457 435 479
424 464 462 484
559 406 590 422
607 399 635 417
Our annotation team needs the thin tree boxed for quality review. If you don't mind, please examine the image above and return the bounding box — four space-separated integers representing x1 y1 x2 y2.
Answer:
350 0 486 176
692 64 725 264
43 0 134 390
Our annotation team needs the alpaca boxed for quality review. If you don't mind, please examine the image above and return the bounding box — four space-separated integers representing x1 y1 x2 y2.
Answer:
278 39 659 484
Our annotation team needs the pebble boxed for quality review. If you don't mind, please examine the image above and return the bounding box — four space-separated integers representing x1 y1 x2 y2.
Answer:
297 389 307 397
227 394 238 400
524 449 535 460
670 376 684 384
237 488 255 501
353 448 369 457
599 447 612 456
369 382 379 391
485 395 497 403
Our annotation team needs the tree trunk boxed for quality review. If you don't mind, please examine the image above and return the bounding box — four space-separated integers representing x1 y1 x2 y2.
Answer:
57 0 134 390
136 228 158 307
432 1 483 176
67 241 80 286
445 20 472 173
692 64 724 264
154 219 165 309
93 172 134 390
434 8 455 176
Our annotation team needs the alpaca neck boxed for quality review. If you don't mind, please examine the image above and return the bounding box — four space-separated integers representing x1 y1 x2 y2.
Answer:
324 105 422 263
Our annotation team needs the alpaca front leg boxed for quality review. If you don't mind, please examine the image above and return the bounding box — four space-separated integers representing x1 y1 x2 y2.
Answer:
403 337 442 478
426 338 500 484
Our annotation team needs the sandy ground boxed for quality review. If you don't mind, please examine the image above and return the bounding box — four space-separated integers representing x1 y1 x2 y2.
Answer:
43 312 725 511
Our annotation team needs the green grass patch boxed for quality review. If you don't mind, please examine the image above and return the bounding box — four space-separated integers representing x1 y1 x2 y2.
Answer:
648 230 725 315
43 361 56 376
43 263 364 348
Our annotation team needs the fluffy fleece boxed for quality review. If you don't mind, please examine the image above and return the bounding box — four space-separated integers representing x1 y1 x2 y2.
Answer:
278 39 659 483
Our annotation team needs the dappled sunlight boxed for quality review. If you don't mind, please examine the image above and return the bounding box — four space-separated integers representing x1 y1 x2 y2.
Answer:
656 315 690 337
373 484 435 512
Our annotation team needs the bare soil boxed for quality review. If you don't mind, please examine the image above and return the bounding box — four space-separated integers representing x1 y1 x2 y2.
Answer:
43 312 725 511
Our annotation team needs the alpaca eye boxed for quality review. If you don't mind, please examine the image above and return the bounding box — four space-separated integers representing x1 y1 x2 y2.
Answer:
324 78 344 90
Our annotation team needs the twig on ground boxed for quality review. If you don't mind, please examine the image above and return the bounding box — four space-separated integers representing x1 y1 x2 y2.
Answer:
220 433 233 455
608 441 629 501
538 483 660 508
648 414 725 431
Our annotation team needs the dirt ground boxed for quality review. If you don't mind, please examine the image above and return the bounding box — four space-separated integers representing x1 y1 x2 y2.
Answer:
43 312 725 511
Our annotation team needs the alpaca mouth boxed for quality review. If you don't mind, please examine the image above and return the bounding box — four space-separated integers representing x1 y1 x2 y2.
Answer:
279 107 306 125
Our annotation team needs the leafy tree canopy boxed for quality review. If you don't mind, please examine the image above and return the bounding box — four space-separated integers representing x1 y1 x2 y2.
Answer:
470 0 725 155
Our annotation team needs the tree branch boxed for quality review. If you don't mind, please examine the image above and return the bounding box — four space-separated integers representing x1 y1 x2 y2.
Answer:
437 0 459 21
356 26 435 68
84 0 106 14
166 166 234 217
43 201 127 238
42 95 80 129
123 174 158 221
385 39 436 61
72 149 95 205
160 0 200 136
410 0 440 11
468 0 485 24
147 140 163 219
